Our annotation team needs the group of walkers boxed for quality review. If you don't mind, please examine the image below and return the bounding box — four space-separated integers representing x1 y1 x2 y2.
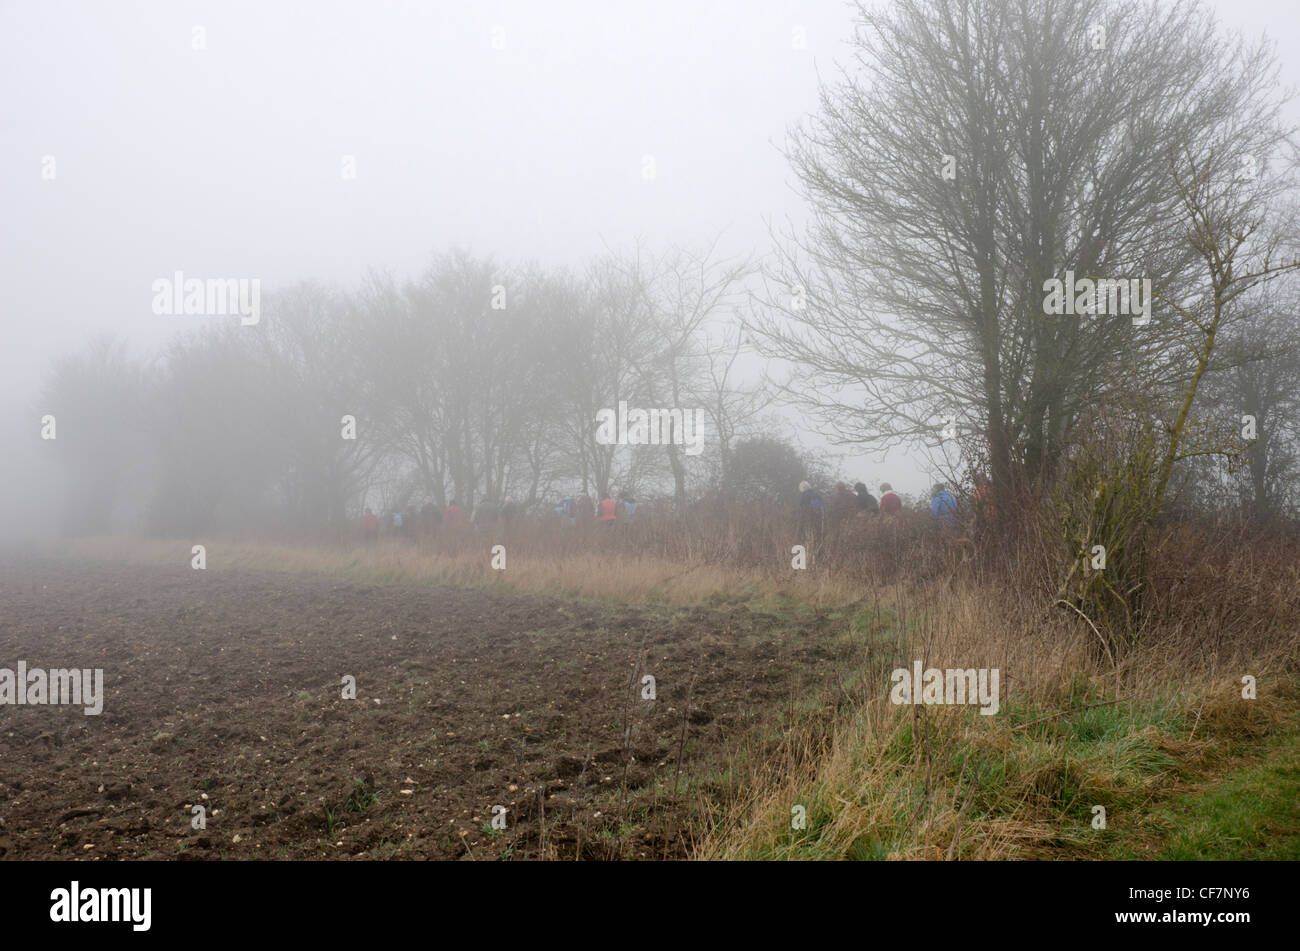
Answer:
552 493 638 528
797 478 967 533
355 478 988 544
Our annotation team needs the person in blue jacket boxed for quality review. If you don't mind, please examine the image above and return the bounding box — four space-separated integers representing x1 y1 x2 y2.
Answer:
930 483 958 526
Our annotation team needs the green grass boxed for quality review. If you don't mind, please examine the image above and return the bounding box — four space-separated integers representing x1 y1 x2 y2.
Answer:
345 778 380 813
721 688 1242 860
320 778 381 837
1108 728 1300 860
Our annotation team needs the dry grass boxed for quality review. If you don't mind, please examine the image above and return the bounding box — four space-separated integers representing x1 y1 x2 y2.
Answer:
64 534 864 608
692 570 1300 861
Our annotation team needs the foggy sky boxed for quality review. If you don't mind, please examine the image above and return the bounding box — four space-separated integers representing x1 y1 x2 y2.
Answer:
3 0 1297 498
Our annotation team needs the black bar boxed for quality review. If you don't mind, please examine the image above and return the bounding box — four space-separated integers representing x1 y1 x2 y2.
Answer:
0 860 1285 938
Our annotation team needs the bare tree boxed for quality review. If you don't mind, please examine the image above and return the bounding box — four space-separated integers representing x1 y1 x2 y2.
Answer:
1215 284 1300 520
257 283 381 533
1151 147 1300 518
39 336 153 535
639 240 749 511
751 0 1293 513
558 248 660 500
694 313 773 504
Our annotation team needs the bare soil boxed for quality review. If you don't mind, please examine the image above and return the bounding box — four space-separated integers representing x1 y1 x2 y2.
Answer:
0 556 846 860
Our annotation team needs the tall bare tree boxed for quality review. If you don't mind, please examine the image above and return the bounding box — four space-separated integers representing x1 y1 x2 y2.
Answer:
752 0 1293 513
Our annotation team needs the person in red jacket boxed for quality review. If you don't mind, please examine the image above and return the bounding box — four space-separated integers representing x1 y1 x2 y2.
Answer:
360 507 379 544
878 483 903 515
598 495 617 526
443 499 467 532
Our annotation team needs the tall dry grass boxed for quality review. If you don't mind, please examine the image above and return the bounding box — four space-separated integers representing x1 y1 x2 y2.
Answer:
691 520 1300 860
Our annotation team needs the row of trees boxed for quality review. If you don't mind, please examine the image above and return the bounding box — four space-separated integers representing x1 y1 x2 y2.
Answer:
35 245 802 537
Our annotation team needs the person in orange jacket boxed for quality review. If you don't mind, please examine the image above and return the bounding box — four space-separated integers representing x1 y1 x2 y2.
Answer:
597 494 617 526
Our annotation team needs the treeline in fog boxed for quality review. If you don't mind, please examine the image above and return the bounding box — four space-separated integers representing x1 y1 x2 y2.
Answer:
17 0 1300 559
28 244 807 538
